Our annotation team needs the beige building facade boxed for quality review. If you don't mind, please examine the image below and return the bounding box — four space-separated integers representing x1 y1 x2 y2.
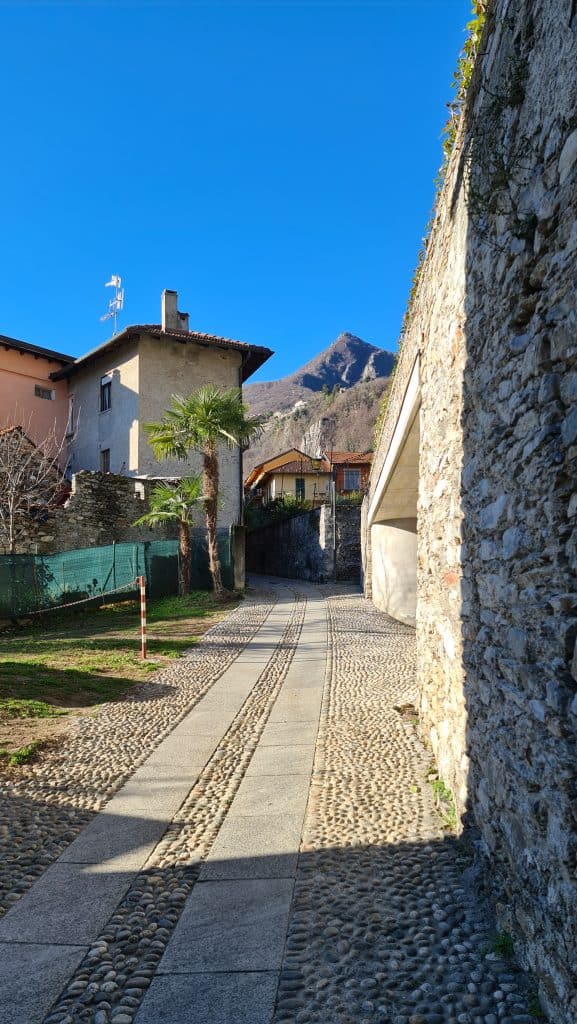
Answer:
51 291 272 528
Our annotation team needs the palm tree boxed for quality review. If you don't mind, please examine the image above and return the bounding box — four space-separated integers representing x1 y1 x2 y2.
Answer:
134 476 204 595
144 386 262 597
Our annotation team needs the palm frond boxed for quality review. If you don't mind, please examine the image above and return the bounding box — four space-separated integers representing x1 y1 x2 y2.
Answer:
133 475 204 528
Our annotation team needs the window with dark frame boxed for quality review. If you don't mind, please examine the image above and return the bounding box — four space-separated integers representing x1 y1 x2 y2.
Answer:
100 449 111 473
66 395 75 437
34 385 55 401
295 477 305 500
100 376 112 411
343 468 361 491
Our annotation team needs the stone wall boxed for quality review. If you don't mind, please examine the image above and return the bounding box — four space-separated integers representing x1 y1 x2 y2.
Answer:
246 505 361 583
364 1 577 1019
334 505 363 581
2 472 179 555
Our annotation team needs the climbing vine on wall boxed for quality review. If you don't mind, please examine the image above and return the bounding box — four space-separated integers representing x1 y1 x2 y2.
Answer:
374 2 490 448
441 0 488 169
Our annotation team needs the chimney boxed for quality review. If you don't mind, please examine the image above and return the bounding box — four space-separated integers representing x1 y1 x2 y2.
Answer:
161 289 189 333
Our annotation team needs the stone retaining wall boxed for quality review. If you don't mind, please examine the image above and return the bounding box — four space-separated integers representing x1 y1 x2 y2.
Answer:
2 472 178 555
246 505 361 583
364 1 577 1019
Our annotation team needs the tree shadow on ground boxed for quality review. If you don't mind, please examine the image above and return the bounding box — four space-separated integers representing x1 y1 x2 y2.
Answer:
0 791 544 1024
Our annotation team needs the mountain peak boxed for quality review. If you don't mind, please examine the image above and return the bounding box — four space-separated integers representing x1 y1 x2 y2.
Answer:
243 331 395 472
293 333 394 392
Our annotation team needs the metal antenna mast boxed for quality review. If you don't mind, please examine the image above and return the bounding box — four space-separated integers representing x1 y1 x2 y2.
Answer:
100 275 124 335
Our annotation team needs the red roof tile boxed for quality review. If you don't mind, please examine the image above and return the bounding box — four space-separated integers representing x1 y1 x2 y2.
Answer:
327 451 372 464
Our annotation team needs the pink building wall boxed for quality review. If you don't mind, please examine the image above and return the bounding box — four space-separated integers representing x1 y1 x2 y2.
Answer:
0 346 70 462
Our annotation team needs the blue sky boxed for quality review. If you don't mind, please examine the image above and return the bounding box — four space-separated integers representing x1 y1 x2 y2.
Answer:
0 0 469 381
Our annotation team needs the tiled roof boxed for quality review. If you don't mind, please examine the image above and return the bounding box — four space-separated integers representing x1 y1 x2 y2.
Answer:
268 459 331 475
51 325 273 383
0 333 73 364
327 451 372 464
0 425 37 446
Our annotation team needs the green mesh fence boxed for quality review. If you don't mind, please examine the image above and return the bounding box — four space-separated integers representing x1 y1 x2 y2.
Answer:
0 531 234 617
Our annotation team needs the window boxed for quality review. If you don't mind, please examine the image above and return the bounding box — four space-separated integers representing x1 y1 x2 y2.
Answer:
100 449 111 473
295 477 305 500
66 395 75 437
100 375 112 411
343 469 361 491
34 385 54 401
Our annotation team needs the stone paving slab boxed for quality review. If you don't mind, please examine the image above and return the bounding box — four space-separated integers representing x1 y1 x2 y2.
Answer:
200 812 304 880
259 720 319 745
156 877 294 973
245 742 317 776
0 942 88 1024
225 772 311 818
132 587 329 1023
135 971 280 1024
0 589 299 1023
0 861 134 944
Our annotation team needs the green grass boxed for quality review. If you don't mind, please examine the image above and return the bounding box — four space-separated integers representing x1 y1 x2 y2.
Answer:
0 590 237 729
0 740 44 766
430 778 459 831
0 698 67 719
492 931 514 958
527 993 546 1018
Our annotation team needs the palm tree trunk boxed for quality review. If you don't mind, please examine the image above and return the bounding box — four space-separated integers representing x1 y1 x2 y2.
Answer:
203 443 224 596
178 519 191 596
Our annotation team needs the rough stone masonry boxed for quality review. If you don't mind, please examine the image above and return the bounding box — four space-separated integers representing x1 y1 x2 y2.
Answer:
364 1 577 1021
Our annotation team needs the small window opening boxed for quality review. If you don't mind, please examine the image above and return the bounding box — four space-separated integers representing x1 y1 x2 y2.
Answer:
343 469 361 491
35 385 55 401
295 477 305 500
100 377 112 412
100 449 111 473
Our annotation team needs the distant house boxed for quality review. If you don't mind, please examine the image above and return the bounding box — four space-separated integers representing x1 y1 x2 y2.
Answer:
0 333 73 464
50 290 273 529
245 447 373 506
325 451 372 495
245 448 332 505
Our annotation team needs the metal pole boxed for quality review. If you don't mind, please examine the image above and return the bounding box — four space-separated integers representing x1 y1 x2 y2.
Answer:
139 575 147 660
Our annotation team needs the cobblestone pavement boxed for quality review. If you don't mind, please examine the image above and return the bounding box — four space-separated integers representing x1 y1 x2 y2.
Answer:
0 582 543 1024
273 592 541 1024
0 591 275 917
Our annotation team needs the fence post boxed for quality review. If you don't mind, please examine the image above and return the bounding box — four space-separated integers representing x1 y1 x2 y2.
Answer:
138 575 147 660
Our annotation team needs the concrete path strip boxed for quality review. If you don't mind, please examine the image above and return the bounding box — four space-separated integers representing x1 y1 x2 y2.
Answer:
135 590 328 1024
0 591 301 1024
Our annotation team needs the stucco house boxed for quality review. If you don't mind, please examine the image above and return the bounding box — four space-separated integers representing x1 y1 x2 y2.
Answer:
245 448 332 505
0 333 72 463
245 448 372 506
50 290 273 528
326 451 372 495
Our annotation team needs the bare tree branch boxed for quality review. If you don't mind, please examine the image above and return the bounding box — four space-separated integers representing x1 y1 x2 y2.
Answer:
0 412 67 554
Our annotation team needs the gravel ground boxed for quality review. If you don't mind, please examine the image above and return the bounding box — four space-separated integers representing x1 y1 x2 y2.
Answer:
272 592 542 1024
0 590 275 918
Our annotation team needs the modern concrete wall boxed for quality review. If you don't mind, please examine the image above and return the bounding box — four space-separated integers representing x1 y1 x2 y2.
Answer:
66 342 140 476
370 519 417 626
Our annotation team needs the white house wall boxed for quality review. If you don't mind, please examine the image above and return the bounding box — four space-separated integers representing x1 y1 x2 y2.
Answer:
66 342 140 476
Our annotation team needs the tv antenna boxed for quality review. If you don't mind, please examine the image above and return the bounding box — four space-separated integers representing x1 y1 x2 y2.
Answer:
100 275 124 335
